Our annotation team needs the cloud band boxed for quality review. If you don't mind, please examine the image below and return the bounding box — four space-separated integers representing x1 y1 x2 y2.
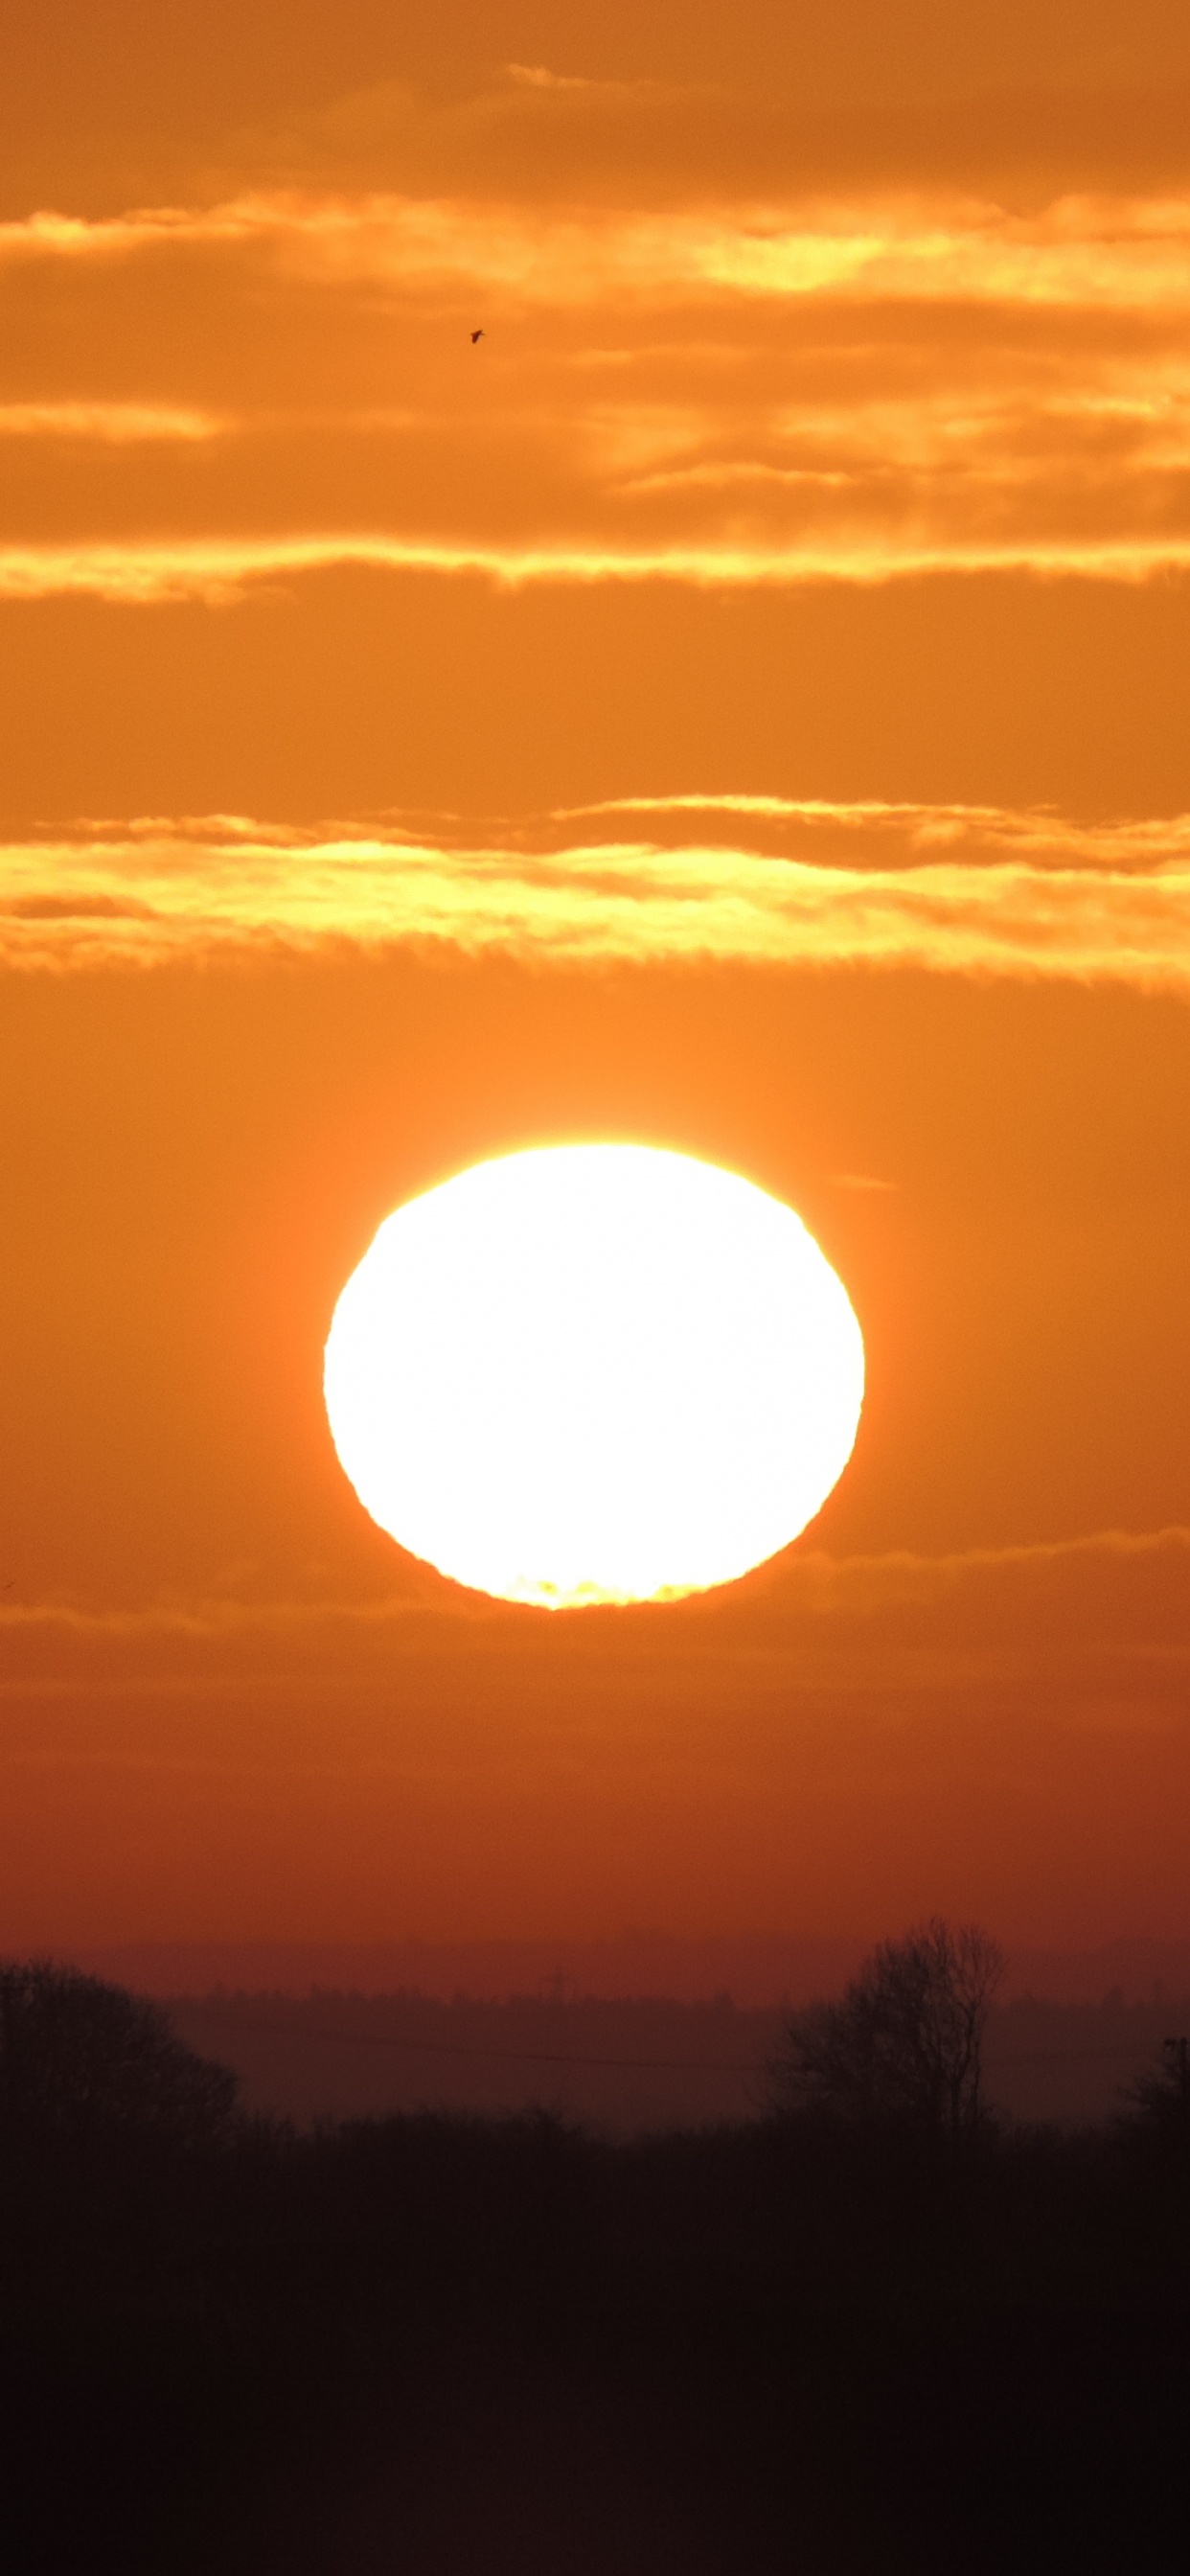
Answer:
4 803 1189 984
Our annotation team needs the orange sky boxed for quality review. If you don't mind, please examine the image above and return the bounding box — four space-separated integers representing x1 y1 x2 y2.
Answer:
2 1 1188 1959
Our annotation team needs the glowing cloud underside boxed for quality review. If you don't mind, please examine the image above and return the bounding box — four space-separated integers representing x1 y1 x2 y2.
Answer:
323 1145 864 1609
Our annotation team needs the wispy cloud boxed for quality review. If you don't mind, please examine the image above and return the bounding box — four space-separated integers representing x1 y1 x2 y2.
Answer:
504 64 598 95
2 1526 1185 1668
3 802 1188 983
4 188 1190 586
5 193 1190 314
0 402 223 442
3 532 1190 604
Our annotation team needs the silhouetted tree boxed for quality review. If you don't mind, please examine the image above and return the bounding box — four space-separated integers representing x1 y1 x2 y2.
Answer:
765 1918 1004 2137
1122 2034 1190 2150
0 1959 239 2145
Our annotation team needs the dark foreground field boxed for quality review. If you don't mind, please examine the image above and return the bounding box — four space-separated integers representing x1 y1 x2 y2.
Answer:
3 2097 1188 2576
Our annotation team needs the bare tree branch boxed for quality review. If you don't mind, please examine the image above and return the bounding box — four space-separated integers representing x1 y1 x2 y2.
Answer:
764 1918 1004 2138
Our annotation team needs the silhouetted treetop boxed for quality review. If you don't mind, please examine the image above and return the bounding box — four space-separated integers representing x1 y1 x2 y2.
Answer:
0 1959 239 2145
766 1917 1004 2137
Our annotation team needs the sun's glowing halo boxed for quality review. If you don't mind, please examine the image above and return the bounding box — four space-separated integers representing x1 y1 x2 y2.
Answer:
323 1144 864 1609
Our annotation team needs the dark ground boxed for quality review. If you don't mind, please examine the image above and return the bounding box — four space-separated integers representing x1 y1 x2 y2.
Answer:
2 2100 1188 2574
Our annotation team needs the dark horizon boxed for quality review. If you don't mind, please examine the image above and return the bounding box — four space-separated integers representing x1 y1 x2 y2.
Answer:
2 1945 1188 2573
67 1929 1190 2009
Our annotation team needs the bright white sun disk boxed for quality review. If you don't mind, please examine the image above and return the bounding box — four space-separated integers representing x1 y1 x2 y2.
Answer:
324 1143 863 1607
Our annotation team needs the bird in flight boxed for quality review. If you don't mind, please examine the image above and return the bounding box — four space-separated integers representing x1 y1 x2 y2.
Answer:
470 328 485 343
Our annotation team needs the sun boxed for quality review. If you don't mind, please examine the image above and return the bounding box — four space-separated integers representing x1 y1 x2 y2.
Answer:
323 1144 864 1609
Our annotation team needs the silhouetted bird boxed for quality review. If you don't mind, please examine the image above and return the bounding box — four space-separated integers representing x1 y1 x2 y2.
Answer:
470 328 485 343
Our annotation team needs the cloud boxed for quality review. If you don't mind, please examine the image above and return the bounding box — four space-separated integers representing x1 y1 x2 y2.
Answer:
504 65 598 95
3 534 1190 605
0 402 223 442
11 40 1190 213
3 1526 1185 1947
2 802 1189 984
6 190 1190 311
4 187 1190 586
2 1528 1186 1706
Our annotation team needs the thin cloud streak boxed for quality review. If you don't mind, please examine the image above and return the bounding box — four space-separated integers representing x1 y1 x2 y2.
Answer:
0 402 223 442
552 794 1190 864
4 806 1189 985
2 1530 1185 1746
2 1527 1185 1644
4 533 1190 603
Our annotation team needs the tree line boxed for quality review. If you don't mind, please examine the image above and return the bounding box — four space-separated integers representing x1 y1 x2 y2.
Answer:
2 1919 1187 2150
1 1927 1187 2572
